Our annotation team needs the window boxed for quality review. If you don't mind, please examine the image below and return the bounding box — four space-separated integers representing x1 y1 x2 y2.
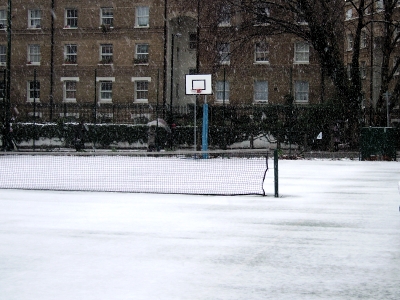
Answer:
189 33 197 50
218 43 230 64
0 80 4 100
394 57 399 75
255 42 269 63
347 34 353 50
219 4 231 26
361 31 367 48
100 44 113 64
347 63 352 78
345 8 353 20
376 0 384 11
296 3 308 25
0 9 6 29
254 81 268 103
65 9 78 28
136 6 149 27
28 9 41 28
294 42 309 63
61 77 79 102
0 45 6 65
28 81 40 102
134 44 149 64
132 77 151 103
254 2 270 25
64 44 77 64
360 61 366 79
101 7 113 27
135 81 149 102
216 81 230 102
294 81 309 103
100 81 113 102
28 44 41 65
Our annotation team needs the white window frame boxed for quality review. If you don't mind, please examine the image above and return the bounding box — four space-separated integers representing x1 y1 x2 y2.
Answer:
254 81 268 103
255 41 269 63
360 61 367 79
28 9 41 29
347 34 353 51
135 6 149 28
101 7 113 27
64 44 77 64
394 57 399 75
345 8 353 20
0 9 6 30
361 31 367 48
28 44 41 65
61 77 79 102
254 2 270 26
131 77 151 103
294 81 309 103
219 4 231 27
27 81 40 103
134 44 149 64
100 44 113 64
65 8 78 28
216 81 230 103
0 44 6 66
189 32 197 50
294 42 309 63
376 0 384 11
0 80 4 100
218 43 230 65
347 63 352 79
96 77 115 103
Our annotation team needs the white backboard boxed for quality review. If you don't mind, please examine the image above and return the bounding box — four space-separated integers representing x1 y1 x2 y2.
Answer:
185 74 212 95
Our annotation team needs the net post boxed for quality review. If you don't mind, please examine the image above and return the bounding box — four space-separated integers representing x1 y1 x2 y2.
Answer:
274 149 279 197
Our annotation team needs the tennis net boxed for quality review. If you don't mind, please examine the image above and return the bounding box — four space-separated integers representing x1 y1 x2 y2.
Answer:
0 150 269 196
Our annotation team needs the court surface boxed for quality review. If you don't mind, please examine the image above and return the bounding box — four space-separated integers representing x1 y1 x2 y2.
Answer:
1 159 399 299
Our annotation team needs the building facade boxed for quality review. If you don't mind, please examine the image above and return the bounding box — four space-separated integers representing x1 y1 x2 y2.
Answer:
343 0 400 123
0 0 332 124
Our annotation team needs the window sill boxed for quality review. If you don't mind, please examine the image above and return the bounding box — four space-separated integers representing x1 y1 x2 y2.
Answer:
26 63 40 66
63 63 77 66
293 61 309 65
215 100 230 104
253 23 270 27
134 25 150 29
254 61 270 65
98 100 113 104
294 101 309 104
98 63 114 65
134 99 149 104
63 26 78 29
133 63 149 66
27 27 42 30
27 99 41 103
254 101 269 104
63 100 77 103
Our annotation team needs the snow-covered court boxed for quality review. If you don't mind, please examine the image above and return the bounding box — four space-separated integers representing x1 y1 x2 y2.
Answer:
1 158 399 299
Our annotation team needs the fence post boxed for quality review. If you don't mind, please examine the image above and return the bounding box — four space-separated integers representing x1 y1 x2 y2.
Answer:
274 149 279 198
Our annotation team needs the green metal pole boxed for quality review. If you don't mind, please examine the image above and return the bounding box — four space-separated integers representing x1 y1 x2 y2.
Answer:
274 149 279 198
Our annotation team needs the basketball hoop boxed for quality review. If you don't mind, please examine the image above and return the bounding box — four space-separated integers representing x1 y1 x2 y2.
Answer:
191 89 202 94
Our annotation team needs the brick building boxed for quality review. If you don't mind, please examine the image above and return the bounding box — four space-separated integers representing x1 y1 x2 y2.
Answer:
0 0 333 123
343 0 400 123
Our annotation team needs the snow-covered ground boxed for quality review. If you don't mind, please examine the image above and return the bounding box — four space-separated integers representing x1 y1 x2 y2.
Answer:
0 159 399 300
